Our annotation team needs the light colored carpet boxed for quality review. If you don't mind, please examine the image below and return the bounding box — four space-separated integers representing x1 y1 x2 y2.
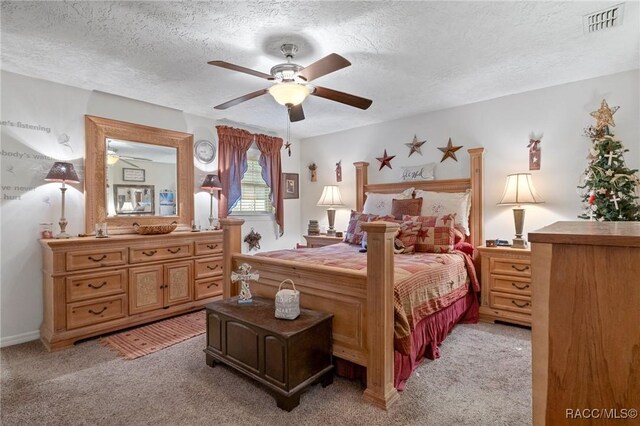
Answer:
1 322 531 425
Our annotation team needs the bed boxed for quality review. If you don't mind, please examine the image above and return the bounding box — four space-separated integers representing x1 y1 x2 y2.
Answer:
221 147 484 409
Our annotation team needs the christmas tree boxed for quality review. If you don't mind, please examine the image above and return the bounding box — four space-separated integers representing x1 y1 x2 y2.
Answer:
578 100 640 221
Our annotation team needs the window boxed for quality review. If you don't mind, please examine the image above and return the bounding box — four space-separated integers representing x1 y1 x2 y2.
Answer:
231 150 273 214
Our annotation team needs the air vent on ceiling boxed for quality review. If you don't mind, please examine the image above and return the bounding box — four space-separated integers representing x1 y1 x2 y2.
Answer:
584 3 624 34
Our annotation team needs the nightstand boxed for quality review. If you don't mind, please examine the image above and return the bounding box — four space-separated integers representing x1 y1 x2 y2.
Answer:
303 234 343 248
478 246 531 327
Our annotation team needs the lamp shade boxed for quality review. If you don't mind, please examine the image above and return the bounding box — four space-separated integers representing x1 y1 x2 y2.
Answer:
497 173 544 205
268 83 311 106
317 185 344 207
201 174 222 190
44 162 80 183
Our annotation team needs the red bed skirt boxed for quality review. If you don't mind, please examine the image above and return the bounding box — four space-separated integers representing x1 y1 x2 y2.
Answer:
334 290 479 390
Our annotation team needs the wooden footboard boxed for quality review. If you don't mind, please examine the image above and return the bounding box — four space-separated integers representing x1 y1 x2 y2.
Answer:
221 218 400 409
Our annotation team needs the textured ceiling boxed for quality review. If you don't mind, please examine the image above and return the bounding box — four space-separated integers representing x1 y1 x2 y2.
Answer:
1 1 638 139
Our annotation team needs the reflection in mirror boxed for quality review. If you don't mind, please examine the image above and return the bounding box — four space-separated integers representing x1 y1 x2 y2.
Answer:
105 139 177 217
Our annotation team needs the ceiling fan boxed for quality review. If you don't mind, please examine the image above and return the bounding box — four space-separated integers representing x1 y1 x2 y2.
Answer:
208 44 373 122
106 142 152 168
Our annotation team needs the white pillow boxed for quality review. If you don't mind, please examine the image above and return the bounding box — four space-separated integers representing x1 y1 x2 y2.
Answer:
400 163 436 181
415 189 472 235
363 187 414 216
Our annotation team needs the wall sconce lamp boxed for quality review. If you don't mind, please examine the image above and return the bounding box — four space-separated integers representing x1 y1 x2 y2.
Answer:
45 162 80 239
317 185 344 236
497 173 544 249
201 174 222 230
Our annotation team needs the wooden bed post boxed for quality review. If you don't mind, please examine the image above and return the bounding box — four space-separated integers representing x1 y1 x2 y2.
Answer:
354 162 369 212
361 221 400 410
221 218 244 299
467 148 484 247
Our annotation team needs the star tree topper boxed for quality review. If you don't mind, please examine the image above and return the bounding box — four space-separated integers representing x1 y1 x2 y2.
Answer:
376 149 396 170
405 134 426 157
437 138 463 162
590 99 619 130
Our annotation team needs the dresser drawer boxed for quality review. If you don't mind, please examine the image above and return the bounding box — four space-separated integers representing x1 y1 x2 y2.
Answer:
129 244 192 264
66 295 126 329
195 257 223 279
489 275 531 296
195 277 223 300
195 239 223 256
489 257 531 278
490 292 532 315
66 248 127 271
66 270 127 302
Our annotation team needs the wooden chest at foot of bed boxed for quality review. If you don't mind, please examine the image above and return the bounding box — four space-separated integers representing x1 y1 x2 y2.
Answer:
204 296 334 411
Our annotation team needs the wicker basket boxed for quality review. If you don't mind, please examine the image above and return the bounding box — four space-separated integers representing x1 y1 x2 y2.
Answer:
132 221 178 235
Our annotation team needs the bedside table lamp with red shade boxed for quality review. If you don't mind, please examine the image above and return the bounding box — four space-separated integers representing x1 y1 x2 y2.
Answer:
201 173 222 230
497 173 544 249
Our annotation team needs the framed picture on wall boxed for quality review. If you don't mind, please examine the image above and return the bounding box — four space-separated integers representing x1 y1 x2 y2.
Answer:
282 173 299 199
122 168 145 182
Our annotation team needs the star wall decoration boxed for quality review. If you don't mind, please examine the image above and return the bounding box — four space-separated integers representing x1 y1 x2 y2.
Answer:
437 138 463 162
405 134 426 157
376 149 396 170
590 99 619 130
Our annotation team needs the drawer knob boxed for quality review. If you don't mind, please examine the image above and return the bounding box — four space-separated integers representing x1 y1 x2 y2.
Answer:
206 244 218 250
511 300 531 308
207 282 219 288
167 247 181 254
511 264 530 272
511 282 530 290
207 264 220 271
88 255 107 262
88 281 107 289
88 307 107 315
142 250 157 256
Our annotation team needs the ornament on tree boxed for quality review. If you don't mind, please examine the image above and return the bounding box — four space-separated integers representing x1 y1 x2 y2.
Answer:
577 101 640 221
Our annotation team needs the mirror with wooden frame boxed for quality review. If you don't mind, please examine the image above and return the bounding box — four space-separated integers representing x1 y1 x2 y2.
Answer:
85 115 194 234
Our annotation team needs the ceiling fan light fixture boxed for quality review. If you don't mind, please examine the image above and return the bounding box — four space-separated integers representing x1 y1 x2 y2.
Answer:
268 83 310 106
107 150 120 165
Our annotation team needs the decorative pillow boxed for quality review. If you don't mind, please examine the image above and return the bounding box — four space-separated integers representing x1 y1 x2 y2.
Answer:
414 190 471 235
400 163 436 181
391 198 423 220
453 227 465 244
404 214 456 253
344 210 370 245
395 220 422 254
362 187 414 216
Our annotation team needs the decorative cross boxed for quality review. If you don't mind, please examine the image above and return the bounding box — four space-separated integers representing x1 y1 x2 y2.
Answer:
231 263 260 304
605 151 615 166
610 194 621 210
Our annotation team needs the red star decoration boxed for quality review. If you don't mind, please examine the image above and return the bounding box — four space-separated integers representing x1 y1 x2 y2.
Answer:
376 149 396 170
438 138 463 162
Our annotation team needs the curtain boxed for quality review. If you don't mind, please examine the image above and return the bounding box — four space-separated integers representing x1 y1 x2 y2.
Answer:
216 125 254 217
255 134 284 236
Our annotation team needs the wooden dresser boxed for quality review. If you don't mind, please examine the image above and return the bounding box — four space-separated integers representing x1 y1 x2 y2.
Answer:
529 221 640 425
478 246 532 326
40 231 224 350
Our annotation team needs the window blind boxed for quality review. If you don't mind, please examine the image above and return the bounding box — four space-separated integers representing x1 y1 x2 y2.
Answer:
232 155 273 214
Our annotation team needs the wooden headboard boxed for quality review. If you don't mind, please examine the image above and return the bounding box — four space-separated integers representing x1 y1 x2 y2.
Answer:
354 147 484 247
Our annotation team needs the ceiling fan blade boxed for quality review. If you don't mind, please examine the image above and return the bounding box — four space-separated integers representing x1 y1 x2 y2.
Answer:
207 60 274 80
121 159 141 168
311 86 373 110
297 53 351 82
214 88 269 110
120 156 152 162
288 104 305 122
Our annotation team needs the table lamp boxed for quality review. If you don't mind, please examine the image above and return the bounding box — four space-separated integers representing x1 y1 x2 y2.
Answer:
45 162 80 239
201 174 222 229
317 185 344 236
497 173 544 249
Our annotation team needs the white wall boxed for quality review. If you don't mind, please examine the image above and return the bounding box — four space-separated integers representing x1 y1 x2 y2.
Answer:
0 71 301 346
300 70 640 243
